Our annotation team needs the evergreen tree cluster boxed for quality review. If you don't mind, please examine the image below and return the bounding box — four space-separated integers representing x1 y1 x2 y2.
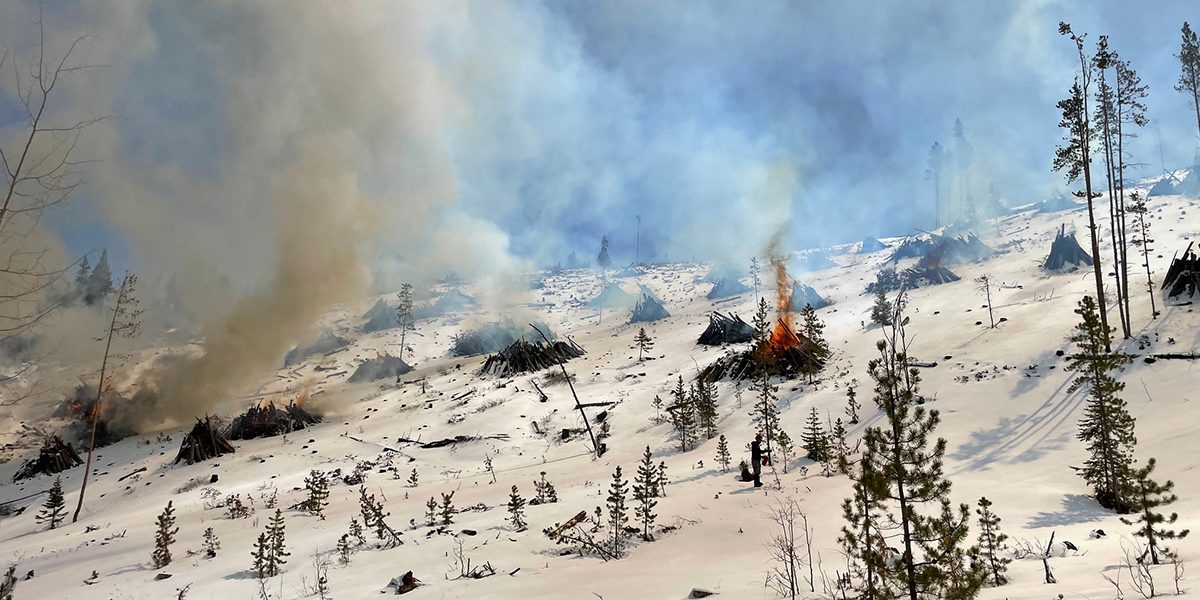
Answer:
666 375 719 451
71 250 115 306
251 509 289 578
302 469 330 519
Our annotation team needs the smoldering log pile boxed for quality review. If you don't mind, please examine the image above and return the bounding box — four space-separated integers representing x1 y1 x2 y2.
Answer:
1042 225 1093 271
706 277 751 300
698 321 827 382
1162 242 1200 303
226 402 321 440
451 320 553 357
697 312 755 346
348 353 412 383
14 436 82 481
480 339 585 377
630 292 670 323
58 385 132 448
175 417 236 465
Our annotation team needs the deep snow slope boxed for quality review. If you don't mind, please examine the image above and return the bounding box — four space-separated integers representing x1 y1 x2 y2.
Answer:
1 191 1199 600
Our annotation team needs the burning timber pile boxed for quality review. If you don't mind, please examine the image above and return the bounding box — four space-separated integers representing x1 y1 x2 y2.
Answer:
1162 242 1200 303
480 339 585 377
697 312 755 345
226 401 321 440
175 417 235 465
698 319 827 382
57 385 133 448
14 436 82 481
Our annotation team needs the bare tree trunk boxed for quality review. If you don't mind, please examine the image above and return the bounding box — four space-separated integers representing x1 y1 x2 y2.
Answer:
72 277 129 523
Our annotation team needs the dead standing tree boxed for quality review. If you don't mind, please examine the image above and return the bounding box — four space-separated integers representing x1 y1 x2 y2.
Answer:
72 271 142 523
530 324 602 458
1 14 104 406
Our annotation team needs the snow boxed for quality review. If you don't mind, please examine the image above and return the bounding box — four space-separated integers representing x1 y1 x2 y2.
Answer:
1 192 1199 600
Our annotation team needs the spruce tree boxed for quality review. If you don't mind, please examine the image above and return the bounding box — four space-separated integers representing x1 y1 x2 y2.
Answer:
1066 295 1136 512
303 470 330 518
669 376 696 451
1120 458 1190 564
533 471 558 505
597 235 611 268
606 466 629 557
870 287 892 327
263 509 289 576
151 501 179 568
337 534 352 565
1178 22 1200 141
656 461 668 497
407 468 418 488
831 418 850 474
750 368 780 456
801 406 829 462
85 249 114 304
348 516 366 544
202 526 221 558
775 429 794 474
751 296 771 347
633 447 659 541
975 497 1011 586
651 394 665 425
799 303 828 355
634 327 654 361
250 532 271 579
36 477 67 530
715 434 731 472
845 379 860 424
692 379 718 440
74 255 91 289
860 297 985 598
507 485 527 530
424 497 437 527
440 491 455 526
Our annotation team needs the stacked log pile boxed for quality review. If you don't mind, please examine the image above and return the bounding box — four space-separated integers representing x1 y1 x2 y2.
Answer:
14 436 82 481
175 417 236 465
697 312 755 346
226 402 321 440
480 339 585 377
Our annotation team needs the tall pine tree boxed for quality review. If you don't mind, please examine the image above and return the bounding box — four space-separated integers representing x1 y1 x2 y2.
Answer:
606 466 630 557
751 368 781 456
1177 22 1200 141
1067 295 1136 512
859 296 984 598
632 446 659 541
801 406 829 462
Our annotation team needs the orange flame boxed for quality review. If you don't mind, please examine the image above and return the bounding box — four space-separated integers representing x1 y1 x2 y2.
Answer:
769 253 797 350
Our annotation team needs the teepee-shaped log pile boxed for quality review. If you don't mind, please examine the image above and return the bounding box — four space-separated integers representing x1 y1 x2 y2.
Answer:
1163 242 1200 303
14 436 82 481
630 292 670 323
175 417 236 465
1042 224 1093 271
706 277 751 299
789 282 830 310
699 320 827 382
697 312 755 345
480 339 586 377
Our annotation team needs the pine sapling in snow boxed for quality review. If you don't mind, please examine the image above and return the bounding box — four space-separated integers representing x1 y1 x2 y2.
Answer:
0 566 14 600
634 327 654 361
484 452 497 484
633 447 659 542
669 375 696 451
801 406 829 463
348 516 366 544
870 286 893 327
202 526 221 558
424 497 438 527
606 466 630 557
692 378 719 440
750 367 781 456
337 534 352 565
303 469 330 518
36 477 67 530
532 471 558 505
440 491 456 526
845 378 861 424
975 496 1011 586
152 501 179 569
775 429 794 474
1120 458 1190 565
407 468 418 488
715 434 732 472
508 485 527 531
656 461 669 497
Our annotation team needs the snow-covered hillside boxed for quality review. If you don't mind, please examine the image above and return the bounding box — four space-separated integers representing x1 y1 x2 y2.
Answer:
2 191 1199 600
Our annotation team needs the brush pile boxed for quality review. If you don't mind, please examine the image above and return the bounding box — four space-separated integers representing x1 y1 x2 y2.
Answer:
175 417 235 465
699 320 827 382
789 282 829 310
14 436 82 481
480 339 585 377
1042 225 1093 271
706 277 750 300
1162 242 1200 303
698 312 755 345
226 402 321 440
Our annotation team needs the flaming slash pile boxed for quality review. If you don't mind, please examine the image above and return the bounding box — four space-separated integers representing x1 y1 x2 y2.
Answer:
699 253 827 382
58 385 133 448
